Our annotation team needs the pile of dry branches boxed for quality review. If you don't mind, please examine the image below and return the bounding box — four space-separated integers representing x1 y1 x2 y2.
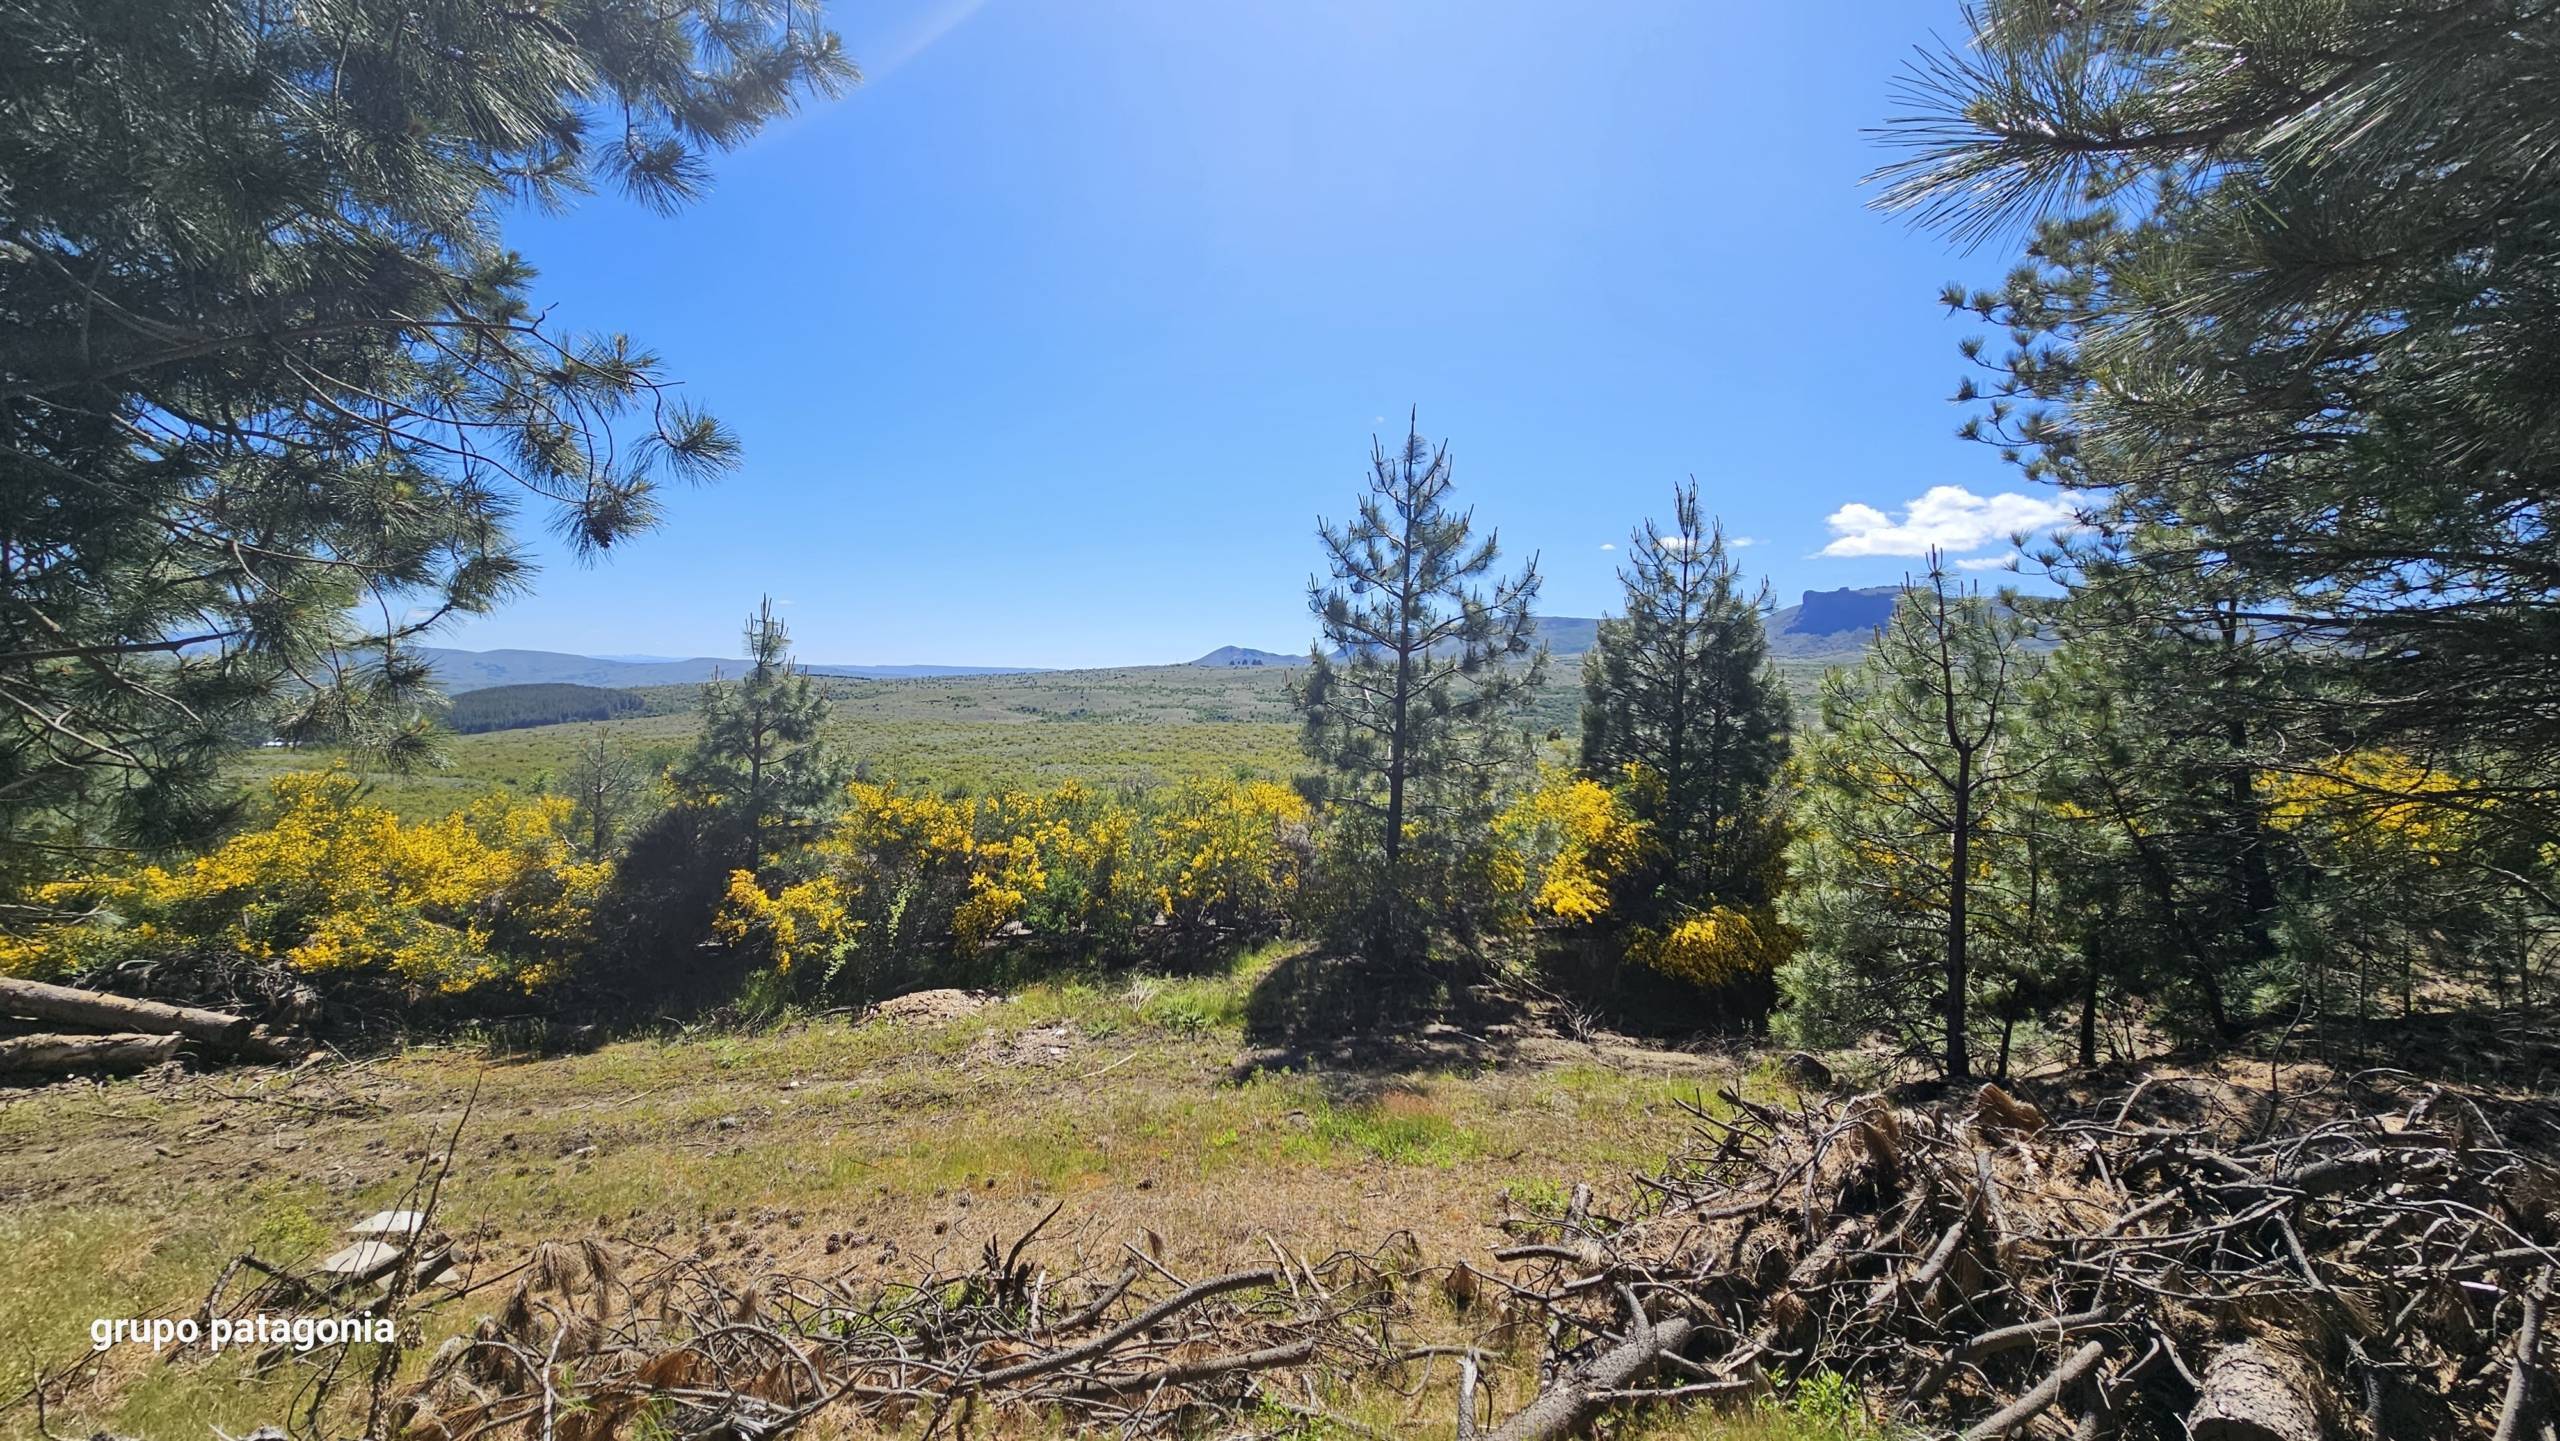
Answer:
391 1206 1402 1440
1484 1076 2559 1439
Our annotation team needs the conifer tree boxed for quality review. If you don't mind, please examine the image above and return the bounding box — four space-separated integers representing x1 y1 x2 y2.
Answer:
1778 559 2042 1078
1580 480 1792 921
1875 0 2560 833
1294 414 1544 957
0 0 852 870
565 728 652 861
676 599 843 858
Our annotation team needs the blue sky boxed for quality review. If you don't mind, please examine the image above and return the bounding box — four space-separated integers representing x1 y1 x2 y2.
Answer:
448 0 2063 668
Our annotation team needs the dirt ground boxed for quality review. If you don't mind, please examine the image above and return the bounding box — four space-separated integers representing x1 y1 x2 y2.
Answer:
0 949 1784 1438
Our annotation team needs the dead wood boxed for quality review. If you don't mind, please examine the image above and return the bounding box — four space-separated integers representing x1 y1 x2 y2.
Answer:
2188 1341 2327 1441
1482 1315 1697 1441
0 976 248 1045
1960 1339 2106 1439
0 1029 181 1075
0 976 290 1059
1477 1076 2558 1440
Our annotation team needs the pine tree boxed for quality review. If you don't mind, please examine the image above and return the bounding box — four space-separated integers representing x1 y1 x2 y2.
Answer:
1294 414 1544 957
0 0 852 872
676 599 843 858
1580 480 1792 922
1778 559 2042 1078
565 728 652 861
1875 0 2560 845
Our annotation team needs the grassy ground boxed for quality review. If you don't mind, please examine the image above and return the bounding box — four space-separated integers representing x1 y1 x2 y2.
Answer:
0 946 1864 1439
231 659 1842 821
234 664 1322 819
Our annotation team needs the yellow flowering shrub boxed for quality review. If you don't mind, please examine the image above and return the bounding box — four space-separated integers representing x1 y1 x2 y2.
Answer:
712 871 853 972
1494 768 1649 925
1629 904 1795 987
2263 750 2480 860
3 770 606 994
1153 780 1310 929
710 777 1310 993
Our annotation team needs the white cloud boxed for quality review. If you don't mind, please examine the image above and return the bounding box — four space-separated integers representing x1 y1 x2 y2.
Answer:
1659 535 1696 551
1729 535 1760 548
1818 485 2080 558
1598 542 1616 552
1954 556 2013 572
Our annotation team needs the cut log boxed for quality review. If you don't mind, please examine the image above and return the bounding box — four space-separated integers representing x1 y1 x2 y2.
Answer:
0 1030 182 1075
2188 1341 2327 1441
0 976 281 1056
1484 1315 1695 1441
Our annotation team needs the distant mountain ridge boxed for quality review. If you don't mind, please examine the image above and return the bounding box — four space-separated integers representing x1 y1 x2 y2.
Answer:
430 591 1915 694
1188 594 1898 671
418 647 1039 694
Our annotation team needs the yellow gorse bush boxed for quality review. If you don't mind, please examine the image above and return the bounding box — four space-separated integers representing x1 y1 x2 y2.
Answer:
1629 904 1794 987
2263 750 2481 861
1154 779 1310 924
1482 764 1794 988
1 770 606 993
1494 767 1649 925
711 777 1311 980
713 871 853 972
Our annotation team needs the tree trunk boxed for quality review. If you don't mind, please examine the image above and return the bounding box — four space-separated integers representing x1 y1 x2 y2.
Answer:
2187 1341 2327 1441
0 976 256 1051
0 1030 183 1076
1946 757 1973 1080
2078 945 2100 1069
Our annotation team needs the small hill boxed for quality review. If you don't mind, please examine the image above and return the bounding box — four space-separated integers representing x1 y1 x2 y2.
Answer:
446 683 646 734
1189 646 1302 668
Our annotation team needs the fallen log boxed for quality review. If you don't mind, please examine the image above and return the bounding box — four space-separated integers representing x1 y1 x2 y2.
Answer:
0 976 281 1057
2187 1341 2326 1441
0 1030 182 1076
1485 1315 1696 1441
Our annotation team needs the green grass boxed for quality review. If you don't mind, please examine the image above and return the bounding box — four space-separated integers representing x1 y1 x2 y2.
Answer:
234 663 1322 819
230 655 1849 821
0 944 1790 1437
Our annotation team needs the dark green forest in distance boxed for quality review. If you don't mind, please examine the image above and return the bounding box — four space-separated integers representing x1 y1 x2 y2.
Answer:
445 683 645 734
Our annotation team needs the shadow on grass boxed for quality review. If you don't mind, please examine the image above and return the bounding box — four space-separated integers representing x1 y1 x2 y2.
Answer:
1231 949 1532 1103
